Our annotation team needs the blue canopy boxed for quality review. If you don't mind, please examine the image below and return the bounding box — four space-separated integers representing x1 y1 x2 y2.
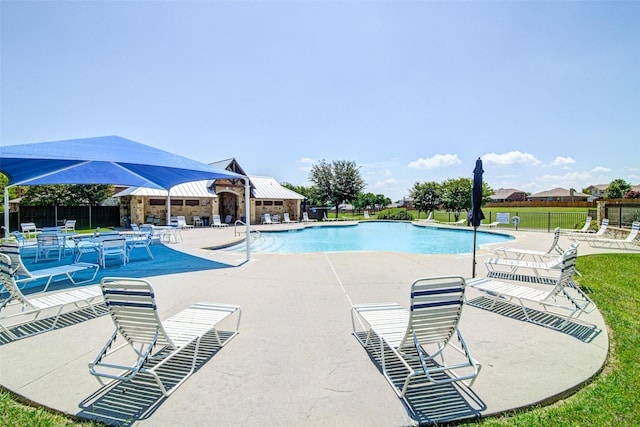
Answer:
1 136 254 262
0 135 243 188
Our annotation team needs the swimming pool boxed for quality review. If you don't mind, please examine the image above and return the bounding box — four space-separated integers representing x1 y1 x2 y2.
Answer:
226 221 513 254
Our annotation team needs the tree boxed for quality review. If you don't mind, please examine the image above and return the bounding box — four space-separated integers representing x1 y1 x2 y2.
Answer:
606 179 631 199
308 159 365 218
280 183 321 205
20 184 113 206
409 181 442 219
0 173 18 208
441 177 472 222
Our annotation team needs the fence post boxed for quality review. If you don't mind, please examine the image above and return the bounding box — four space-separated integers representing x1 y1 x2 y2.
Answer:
548 212 551 232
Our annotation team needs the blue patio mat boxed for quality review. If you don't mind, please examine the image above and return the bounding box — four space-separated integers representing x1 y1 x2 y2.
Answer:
18 244 232 295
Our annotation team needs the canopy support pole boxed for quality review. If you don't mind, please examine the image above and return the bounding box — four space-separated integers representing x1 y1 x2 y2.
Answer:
3 187 9 235
244 178 251 262
167 189 171 225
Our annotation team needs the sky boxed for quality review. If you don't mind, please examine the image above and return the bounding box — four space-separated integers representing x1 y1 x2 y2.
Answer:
1 1 638 202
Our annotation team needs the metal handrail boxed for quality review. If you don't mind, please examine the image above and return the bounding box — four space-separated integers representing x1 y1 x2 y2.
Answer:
234 220 260 238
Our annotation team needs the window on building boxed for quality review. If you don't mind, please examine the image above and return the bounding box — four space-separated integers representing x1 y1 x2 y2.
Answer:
185 199 199 206
149 199 166 206
274 201 283 206
170 199 183 206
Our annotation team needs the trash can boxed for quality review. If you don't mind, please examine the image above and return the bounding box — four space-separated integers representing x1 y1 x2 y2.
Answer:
122 215 131 228
202 216 210 227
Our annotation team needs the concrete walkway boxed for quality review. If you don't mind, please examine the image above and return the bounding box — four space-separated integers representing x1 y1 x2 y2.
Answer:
1 223 626 426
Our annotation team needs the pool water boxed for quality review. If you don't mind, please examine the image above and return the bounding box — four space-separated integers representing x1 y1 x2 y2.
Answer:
227 221 513 254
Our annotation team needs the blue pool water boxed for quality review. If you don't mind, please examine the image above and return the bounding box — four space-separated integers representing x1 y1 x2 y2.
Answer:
228 221 513 254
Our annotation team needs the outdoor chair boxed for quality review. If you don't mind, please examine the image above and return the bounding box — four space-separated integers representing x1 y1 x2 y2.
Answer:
363 211 370 219
126 233 154 260
0 253 104 340
211 214 229 228
443 219 466 226
282 213 297 224
0 240 99 292
89 277 242 396
193 215 204 227
586 221 639 249
20 222 39 239
61 219 76 233
494 228 565 262
467 247 596 330
484 243 578 282
351 276 481 399
225 215 233 225
479 221 500 228
560 216 593 235
176 215 194 230
35 232 64 262
140 224 162 244
8 231 37 255
100 237 127 268
568 219 609 242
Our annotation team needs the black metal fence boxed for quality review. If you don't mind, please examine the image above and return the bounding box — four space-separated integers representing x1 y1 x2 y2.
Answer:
2 206 121 234
604 204 640 228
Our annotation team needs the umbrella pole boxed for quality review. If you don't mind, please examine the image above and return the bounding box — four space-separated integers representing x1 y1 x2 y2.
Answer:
472 226 478 278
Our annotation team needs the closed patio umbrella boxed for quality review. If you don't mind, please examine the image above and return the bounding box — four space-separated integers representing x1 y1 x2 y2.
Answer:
471 158 485 278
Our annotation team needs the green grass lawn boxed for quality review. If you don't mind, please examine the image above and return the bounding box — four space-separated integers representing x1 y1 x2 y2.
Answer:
1 253 637 426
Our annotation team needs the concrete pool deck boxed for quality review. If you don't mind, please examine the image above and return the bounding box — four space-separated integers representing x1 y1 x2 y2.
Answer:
1 223 631 426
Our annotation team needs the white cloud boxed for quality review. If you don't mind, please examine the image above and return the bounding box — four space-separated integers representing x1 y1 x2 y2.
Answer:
550 156 576 167
591 166 612 173
482 151 541 167
384 169 393 177
408 154 461 169
296 157 314 164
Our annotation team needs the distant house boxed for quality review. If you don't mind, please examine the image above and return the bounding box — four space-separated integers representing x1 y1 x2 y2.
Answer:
527 187 590 202
585 184 609 199
489 188 528 202
114 158 304 226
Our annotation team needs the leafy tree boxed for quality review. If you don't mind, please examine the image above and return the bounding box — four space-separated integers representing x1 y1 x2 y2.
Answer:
308 159 365 218
441 177 472 222
373 194 391 209
606 179 631 199
409 181 442 219
0 173 19 207
20 184 113 206
280 183 321 205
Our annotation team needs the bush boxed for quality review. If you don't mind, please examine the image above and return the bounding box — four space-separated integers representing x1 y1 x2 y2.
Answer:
377 210 413 220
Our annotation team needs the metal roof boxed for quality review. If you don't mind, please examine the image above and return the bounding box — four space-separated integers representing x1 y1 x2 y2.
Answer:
249 176 305 200
113 180 217 198
114 176 304 200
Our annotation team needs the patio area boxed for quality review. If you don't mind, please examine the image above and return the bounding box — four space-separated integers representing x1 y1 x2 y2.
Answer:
0 225 612 426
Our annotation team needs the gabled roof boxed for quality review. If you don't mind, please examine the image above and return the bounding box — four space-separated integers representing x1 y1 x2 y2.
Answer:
114 176 304 200
528 187 590 198
113 180 217 198
250 176 304 199
490 188 527 199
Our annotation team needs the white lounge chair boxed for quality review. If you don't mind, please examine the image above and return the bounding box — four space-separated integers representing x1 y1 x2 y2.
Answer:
89 277 242 396
351 276 481 399
0 240 99 292
176 215 194 230
587 221 639 249
560 216 593 235
211 214 229 227
262 213 279 224
302 212 313 222
283 213 297 224
443 219 466 226
421 212 436 223
494 228 564 262
363 211 370 220
0 253 104 340
568 219 609 242
484 243 578 282
479 221 500 228
467 247 596 330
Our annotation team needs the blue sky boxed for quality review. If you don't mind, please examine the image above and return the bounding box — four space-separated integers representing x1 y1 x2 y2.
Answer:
2 1 638 201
